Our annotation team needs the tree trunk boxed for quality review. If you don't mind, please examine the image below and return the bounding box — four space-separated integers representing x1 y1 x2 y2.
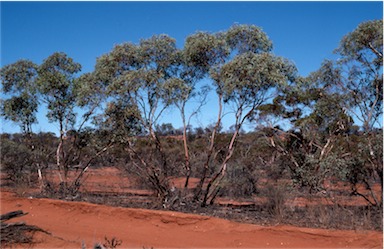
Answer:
56 119 67 196
70 144 113 195
149 128 168 177
194 94 223 201
202 128 239 206
182 114 191 189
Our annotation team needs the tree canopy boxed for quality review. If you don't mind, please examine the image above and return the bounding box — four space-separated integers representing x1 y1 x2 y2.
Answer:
1 60 39 133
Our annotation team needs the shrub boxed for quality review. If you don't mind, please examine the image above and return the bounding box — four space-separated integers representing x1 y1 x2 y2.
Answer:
219 161 258 198
264 184 290 222
0 137 36 186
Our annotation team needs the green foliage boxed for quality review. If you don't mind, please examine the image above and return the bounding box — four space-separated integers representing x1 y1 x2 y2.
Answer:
218 52 297 104
1 60 38 94
37 52 81 127
74 72 104 108
225 24 273 54
139 34 180 73
162 77 192 105
102 35 182 129
96 100 143 143
296 93 353 135
1 95 38 132
184 31 229 74
336 20 382 66
1 60 39 133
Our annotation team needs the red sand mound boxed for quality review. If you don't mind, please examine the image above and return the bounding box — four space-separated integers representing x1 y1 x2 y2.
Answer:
1 191 382 249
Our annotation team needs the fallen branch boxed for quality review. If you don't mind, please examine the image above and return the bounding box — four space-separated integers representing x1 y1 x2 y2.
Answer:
0 210 27 221
0 210 51 246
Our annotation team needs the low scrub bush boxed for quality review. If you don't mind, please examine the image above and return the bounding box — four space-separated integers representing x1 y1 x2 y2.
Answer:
219 161 258 198
0 138 36 186
264 184 290 223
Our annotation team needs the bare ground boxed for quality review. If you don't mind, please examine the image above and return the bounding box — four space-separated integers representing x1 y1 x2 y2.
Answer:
1 190 382 249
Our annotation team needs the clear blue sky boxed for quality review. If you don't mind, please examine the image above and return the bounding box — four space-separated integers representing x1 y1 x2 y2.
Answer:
1 1 382 134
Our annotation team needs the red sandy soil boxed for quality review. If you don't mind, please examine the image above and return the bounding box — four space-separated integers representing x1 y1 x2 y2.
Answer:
43 167 381 207
1 191 382 249
82 168 382 207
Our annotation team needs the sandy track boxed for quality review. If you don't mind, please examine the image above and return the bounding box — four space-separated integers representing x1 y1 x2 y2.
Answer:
1 191 382 249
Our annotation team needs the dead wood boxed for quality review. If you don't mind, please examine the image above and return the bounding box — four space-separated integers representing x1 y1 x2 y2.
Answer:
0 210 51 246
0 210 27 221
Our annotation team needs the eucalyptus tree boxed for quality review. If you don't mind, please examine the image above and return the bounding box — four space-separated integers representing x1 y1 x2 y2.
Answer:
334 19 382 132
258 72 355 193
96 35 184 203
317 20 383 206
205 51 297 205
162 57 210 189
135 35 182 176
1 60 39 134
0 60 41 187
185 24 297 206
294 20 384 207
184 31 229 202
262 20 382 206
36 52 82 195
60 67 116 194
